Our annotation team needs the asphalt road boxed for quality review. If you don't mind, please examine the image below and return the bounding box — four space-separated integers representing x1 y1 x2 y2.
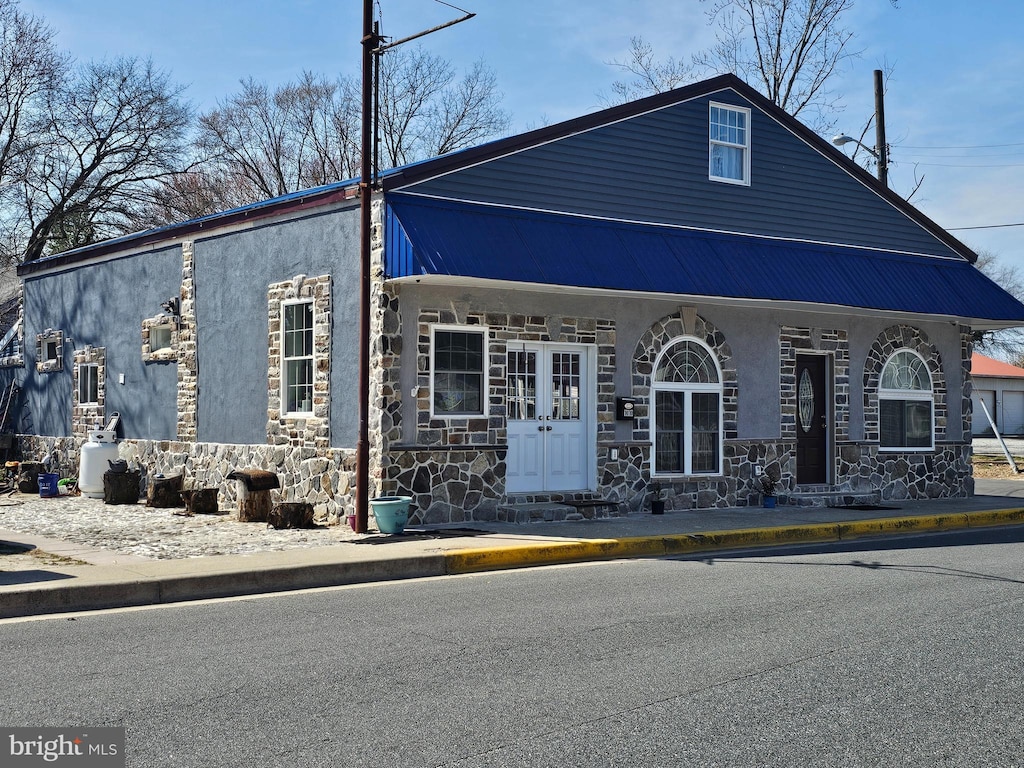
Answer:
3 527 1023 767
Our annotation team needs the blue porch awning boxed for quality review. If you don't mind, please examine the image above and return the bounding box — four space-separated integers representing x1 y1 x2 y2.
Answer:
385 194 1024 326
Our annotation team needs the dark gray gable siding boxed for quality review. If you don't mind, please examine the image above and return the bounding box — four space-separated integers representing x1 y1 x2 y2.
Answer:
398 88 961 260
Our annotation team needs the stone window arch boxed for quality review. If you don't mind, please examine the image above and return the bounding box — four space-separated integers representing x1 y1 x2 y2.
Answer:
864 325 945 447
633 310 736 476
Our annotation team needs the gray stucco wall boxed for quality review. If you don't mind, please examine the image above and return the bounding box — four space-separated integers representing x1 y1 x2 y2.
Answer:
194 203 361 446
17 246 183 439
396 283 967 444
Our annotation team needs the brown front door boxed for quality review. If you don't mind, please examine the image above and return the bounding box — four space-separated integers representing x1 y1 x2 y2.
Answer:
796 354 828 485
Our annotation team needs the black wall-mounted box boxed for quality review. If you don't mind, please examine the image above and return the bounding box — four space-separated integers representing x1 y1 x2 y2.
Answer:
616 397 636 421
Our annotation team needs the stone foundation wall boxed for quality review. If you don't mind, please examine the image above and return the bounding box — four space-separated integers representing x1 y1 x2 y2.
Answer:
16 434 357 524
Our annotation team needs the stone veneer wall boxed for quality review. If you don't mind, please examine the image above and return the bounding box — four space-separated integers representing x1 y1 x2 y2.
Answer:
71 346 105 437
266 274 332 449
381 304 617 524
177 241 198 442
17 434 357 524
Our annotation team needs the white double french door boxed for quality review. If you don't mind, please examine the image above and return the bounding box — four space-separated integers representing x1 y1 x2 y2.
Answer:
506 343 594 493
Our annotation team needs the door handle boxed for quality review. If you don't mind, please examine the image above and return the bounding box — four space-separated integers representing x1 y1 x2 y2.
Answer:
821 415 827 429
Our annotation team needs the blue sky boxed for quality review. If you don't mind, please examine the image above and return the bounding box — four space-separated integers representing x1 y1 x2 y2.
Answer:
21 0 1024 267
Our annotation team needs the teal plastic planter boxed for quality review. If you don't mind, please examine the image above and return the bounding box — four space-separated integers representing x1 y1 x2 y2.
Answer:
370 496 413 534
762 496 777 509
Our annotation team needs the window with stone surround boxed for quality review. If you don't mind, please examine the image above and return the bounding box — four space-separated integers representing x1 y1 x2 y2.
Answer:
267 275 331 449
431 325 486 417
141 315 178 362
72 346 105 434
36 329 63 373
651 337 723 475
879 349 933 450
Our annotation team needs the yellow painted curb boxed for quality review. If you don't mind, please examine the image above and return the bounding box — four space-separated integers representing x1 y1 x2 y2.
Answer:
965 507 1024 528
838 513 968 539
443 508 1024 575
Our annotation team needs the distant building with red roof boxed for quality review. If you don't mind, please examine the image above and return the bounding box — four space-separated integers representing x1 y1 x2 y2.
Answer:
972 353 1024 435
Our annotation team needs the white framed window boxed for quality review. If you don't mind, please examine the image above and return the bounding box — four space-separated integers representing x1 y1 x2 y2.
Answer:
651 338 723 475
431 325 487 417
78 363 99 405
282 299 314 414
879 349 933 451
709 102 750 185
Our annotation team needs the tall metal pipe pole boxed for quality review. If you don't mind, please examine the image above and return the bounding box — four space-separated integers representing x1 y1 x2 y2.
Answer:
874 68 888 187
356 0 374 533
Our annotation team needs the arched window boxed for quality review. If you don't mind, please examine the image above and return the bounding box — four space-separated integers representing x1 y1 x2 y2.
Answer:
652 338 723 475
879 349 933 450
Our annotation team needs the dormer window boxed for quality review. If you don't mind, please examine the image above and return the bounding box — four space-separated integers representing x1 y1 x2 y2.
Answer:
709 103 750 185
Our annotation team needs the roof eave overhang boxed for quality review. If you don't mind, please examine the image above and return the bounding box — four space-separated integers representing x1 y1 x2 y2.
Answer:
387 273 1024 331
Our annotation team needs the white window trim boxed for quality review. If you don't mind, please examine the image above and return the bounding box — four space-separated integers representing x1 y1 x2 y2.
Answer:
429 324 489 419
282 298 315 416
879 349 935 452
650 337 725 477
708 101 751 186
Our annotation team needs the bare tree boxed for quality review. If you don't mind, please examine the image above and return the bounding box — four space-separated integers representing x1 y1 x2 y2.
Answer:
0 0 68 266
15 56 191 262
600 37 695 107
973 250 1024 364
605 0 899 134
193 72 357 203
184 46 509 216
694 0 866 132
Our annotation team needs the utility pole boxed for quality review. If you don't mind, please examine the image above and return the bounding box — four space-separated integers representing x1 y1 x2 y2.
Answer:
355 2 475 533
874 68 888 187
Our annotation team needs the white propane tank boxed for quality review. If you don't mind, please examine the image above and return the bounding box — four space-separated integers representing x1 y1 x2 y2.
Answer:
79 430 119 498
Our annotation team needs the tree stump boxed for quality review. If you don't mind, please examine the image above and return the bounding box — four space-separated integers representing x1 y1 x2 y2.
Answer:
226 469 280 523
103 470 141 505
147 473 184 508
237 485 272 523
180 488 219 515
268 502 315 529
17 462 45 494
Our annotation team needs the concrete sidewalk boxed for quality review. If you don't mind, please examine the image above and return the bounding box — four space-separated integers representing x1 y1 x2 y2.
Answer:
3 482 1024 620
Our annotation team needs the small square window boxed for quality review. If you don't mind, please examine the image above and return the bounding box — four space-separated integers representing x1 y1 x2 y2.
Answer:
36 330 63 372
150 325 173 351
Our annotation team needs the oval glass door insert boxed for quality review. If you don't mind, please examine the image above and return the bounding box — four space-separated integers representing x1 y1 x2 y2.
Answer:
798 368 814 433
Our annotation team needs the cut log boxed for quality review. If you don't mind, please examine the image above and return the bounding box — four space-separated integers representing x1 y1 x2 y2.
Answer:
180 488 219 515
237 485 272 523
147 473 184 508
268 502 315 529
103 470 141 505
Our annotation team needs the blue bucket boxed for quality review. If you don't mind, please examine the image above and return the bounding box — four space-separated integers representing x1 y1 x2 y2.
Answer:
38 472 59 498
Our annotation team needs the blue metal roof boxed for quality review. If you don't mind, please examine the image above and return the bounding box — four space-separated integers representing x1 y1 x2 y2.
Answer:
385 194 1024 325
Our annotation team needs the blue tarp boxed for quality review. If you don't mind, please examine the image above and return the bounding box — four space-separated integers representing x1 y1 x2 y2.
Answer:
386 194 1024 325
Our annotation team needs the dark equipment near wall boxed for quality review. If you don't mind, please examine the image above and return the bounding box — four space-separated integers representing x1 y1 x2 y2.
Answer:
616 397 636 421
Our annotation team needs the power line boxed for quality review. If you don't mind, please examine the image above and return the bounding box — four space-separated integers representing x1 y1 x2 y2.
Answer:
948 222 1024 231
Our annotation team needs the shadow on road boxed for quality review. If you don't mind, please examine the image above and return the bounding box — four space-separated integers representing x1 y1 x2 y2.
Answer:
679 525 1024 585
